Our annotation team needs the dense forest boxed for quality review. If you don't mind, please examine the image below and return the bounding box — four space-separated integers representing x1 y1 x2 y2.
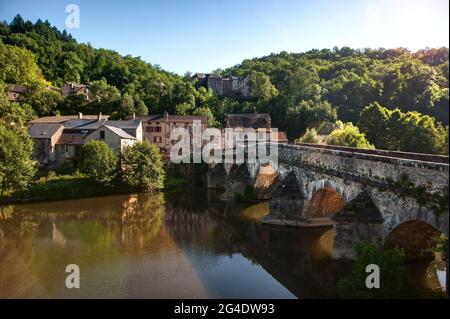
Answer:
0 15 448 155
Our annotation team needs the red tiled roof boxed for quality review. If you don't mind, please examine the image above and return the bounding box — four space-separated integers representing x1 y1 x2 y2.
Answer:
276 131 289 143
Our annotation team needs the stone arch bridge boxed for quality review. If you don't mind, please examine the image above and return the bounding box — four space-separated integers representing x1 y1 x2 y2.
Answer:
207 143 449 259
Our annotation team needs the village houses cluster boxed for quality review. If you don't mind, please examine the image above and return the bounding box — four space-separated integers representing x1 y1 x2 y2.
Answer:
8 81 287 168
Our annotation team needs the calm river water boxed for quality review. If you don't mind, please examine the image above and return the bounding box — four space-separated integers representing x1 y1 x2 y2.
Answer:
0 190 444 298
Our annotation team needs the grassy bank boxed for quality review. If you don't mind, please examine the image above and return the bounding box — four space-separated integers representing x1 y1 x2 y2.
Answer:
1 172 194 204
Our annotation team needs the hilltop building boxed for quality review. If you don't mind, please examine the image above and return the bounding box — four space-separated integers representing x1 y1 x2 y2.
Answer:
193 73 250 98
61 81 91 100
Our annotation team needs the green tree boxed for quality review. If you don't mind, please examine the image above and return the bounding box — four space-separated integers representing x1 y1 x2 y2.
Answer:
248 71 278 101
121 141 165 191
119 92 135 118
326 122 375 149
192 106 218 127
22 87 64 116
0 42 47 85
359 102 391 149
0 122 36 197
175 102 193 115
135 100 148 116
79 140 118 186
287 100 337 138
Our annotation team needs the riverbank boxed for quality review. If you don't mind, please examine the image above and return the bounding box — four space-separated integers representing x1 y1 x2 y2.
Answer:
0 173 193 205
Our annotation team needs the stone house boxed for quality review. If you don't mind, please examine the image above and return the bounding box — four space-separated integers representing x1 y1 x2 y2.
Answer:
6 84 27 101
140 112 208 156
85 125 136 152
193 73 250 98
61 82 90 100
28 113 142 168
28 123 64 164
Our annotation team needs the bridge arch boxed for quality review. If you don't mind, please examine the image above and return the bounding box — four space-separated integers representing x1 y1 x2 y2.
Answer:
384 208 449 241
308 187 346 218
384 219 446 259
305 179 351 219
254 163 279 194
307 179 350 203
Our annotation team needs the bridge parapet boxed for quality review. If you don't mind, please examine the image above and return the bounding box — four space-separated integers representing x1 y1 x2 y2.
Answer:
277 143 448 194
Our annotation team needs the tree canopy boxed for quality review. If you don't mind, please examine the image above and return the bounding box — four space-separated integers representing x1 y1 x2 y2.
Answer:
0 15 448 155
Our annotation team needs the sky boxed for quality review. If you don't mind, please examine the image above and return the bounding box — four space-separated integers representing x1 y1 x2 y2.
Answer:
0 0 449 74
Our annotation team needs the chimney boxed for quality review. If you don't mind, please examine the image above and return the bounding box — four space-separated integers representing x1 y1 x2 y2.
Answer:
164 111 169 119
78 112 83 119
97 112 102 121
132 112 136 119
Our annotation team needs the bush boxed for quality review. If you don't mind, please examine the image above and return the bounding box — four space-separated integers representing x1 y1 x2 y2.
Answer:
79 140 118 186
337 242 414 298
298 128 320 144
326 122 374 149
121 141 165 191
0 123 36 197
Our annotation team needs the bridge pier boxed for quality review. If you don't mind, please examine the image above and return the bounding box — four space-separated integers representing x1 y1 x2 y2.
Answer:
264 196 308 226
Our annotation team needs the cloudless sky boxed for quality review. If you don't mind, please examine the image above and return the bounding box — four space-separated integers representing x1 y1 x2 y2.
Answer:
0 0 448 74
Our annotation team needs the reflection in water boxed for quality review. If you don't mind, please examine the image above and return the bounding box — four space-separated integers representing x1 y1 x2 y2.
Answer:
0 190 445 298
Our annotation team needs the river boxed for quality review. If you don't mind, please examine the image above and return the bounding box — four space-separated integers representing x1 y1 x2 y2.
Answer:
0 190 445 298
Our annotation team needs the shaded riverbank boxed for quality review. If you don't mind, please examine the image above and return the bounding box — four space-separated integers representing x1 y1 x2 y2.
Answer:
0 173 192 205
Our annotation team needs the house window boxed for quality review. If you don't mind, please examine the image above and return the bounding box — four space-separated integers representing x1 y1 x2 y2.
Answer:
146 126 161 133
100 131 105 139
64 146 69 157
153 136 162 143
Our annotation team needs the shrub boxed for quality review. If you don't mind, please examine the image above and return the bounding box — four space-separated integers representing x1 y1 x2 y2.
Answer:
326 122 374 149
121 141 165 191
337 241 414 298
298 128 320 144
79 140 118 186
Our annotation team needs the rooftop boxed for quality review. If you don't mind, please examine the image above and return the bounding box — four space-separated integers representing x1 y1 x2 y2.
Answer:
103 125 136 139
29 115 108 124
56 132 88 145
226 113 271 129
139 114 207 123
6 84 27 93
28 123 63 138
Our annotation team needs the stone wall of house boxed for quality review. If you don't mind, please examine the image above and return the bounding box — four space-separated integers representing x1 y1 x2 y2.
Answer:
86 128 126 152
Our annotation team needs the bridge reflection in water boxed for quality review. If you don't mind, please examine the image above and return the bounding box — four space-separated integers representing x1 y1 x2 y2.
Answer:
0 190 445 298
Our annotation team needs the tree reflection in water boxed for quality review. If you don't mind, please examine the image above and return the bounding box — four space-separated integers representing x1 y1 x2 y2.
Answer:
0 190 445 298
